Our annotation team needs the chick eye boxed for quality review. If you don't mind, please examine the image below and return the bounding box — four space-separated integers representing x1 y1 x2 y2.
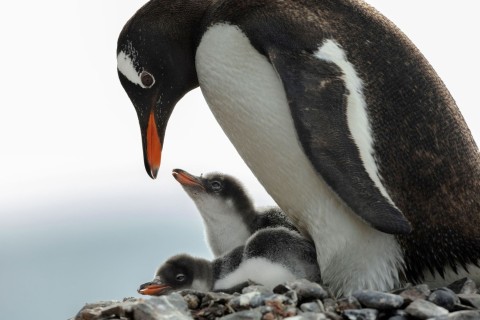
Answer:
176 274 186 282
210 181 222 192
140 71 155 88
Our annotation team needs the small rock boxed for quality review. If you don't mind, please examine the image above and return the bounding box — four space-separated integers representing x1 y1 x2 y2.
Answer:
388 316 408 320
448 278 477 295
243 285 274 295
342 308 378 320
444 310 480 320
428 288 460 311
201 291 234 307
275 279 329 302
399 284 431 302
322 298 337 313
228 291 265 310
405 299 449 319
300 301 324 313
457 294 480 309
219 309 263 320
335 296 361 312
183 293 200 309
75 301 120 320
286 312 328 320
264 293 297 307
353 290 404 310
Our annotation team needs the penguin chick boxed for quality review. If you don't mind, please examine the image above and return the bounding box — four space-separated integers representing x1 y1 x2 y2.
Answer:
172 169 297 257
138 227 320 295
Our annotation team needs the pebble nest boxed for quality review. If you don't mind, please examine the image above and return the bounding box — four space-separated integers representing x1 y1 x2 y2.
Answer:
74 278 480 320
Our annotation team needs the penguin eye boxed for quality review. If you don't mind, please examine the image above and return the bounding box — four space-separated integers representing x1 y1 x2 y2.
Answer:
176 274 186 282
140 71 155 88
210 181 222 192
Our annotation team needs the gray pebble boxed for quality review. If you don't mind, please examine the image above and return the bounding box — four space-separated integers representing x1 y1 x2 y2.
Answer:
323 298 337 313
286 312 328 320
405 299 449 319
445 310 480 320
388 316 408 320
342 308 378 320
353 290 404 310
242 285 274 295
228 291 264 310
448 278 477 295
183 293 200 310
264 293 297 307
336 296 361 312
218 308 263 320
457 294 480 309
428 288 460 311
300 301 323 313
399 284 431 302
275 279 329 301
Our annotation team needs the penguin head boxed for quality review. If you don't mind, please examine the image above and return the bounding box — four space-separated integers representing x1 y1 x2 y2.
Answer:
172 169 254 213
117 0 208 179
137 254 198 296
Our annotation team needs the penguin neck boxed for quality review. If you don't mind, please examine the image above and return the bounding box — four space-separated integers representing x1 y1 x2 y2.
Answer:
191 257 214 292
193 195 255 257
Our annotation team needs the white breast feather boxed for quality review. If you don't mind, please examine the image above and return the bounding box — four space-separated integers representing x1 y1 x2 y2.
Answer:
196 23 403 295
213 257 296 290
194 195 251 257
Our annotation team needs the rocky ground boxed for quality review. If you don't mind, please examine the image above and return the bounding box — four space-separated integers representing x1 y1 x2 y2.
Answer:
74 278 480 320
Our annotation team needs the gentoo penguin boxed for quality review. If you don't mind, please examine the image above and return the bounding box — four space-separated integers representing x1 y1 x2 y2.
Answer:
138 227 321 295
117 0 480 294
172 168 297 257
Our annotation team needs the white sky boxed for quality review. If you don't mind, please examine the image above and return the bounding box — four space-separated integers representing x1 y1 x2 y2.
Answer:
0 1 479 225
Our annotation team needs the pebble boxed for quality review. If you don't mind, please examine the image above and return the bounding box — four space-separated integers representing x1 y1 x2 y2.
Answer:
428 288 459 311
73 278 480 320
405 299 449 319
448 278 477 295
274 279 329 302
353 290 404 309
342 308 378 320
399 284 431 302
218 309 263 320
300 301 323 313
457 294 480 309
335 296 361 312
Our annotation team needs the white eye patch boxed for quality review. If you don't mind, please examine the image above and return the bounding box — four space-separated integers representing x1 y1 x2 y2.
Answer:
117 50 155 88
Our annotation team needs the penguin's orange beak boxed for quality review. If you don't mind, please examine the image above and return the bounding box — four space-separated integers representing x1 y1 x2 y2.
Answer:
137 281 171 296
145 111 162 179
172 169 204 189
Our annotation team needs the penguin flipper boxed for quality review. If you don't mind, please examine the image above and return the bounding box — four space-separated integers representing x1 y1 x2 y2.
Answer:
267 48 411 234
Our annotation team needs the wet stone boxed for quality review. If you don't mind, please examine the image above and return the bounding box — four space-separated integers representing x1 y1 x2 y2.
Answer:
444 310 480 320
353 290 404 310
405 299 449 319
322 298 337 313
342 308 378 320
228 291 265 310
243 285 274 295
448 278 477 295
286 312 328 320
219 308 263 320
275 279 329 302
399 284 431 302
335 296 361 312
428 288 460 311
264 293 297 307
300 301 324 313
457 294 480 309
201 291 234 307
183 293 200 310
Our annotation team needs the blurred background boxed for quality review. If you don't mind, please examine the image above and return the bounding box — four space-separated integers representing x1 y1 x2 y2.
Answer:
0 1 478 319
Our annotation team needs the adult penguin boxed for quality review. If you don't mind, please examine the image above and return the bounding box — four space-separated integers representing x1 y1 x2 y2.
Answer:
117 0 480 295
